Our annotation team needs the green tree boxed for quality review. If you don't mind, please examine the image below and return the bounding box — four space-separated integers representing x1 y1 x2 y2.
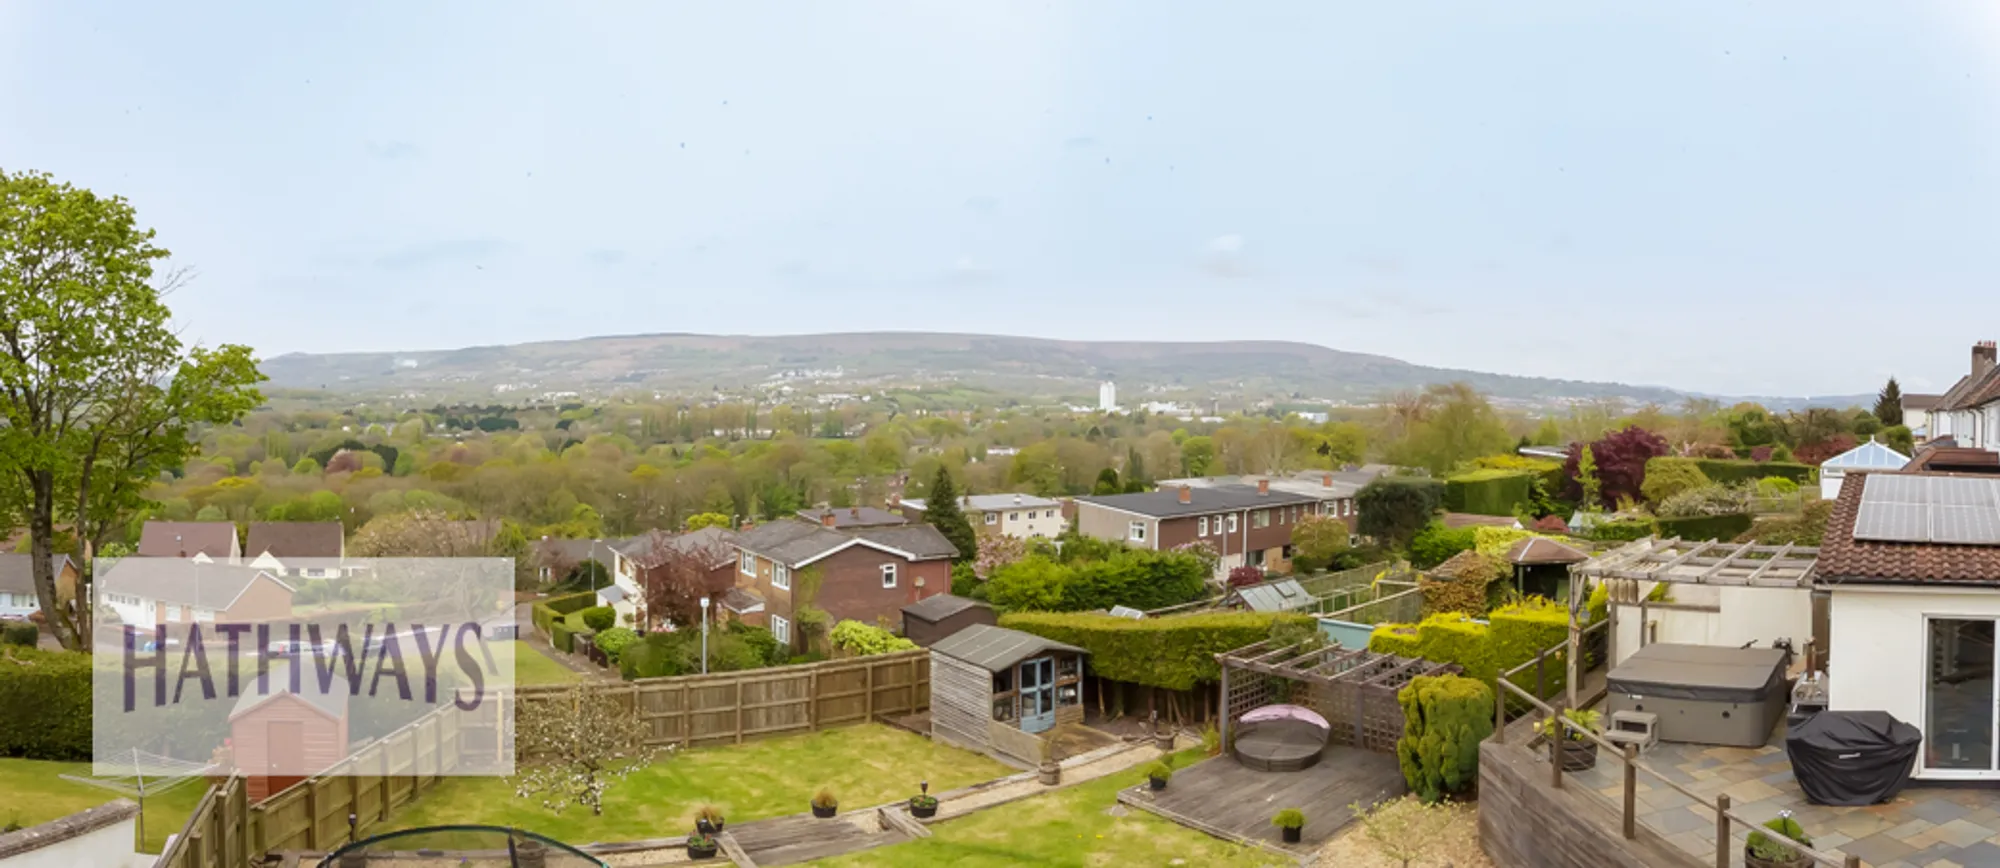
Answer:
1530 417 1563 446
1874 377 1904 427
1639 457 1711 504
1355 477 1445 552
291 456 321 475
1180 436 1216 476
685 511 732 532
1124 446 1148 486
1092 467 1122 495
1576 445 1602 511
0 170 265 648
1289 514 1351 573
920 466 978 563
1387 383 1513 475
1882 424 1915 456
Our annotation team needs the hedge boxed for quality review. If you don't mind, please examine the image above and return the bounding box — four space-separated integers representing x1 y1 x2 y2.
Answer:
1491 598 1570 698
1 623 37 647
532 591 598 639
999 610 1314 691
1655 512 1754 542
580 606 617 632
1585 517 1657 542
1397 674 1493 803
1693 459 1814 486
1370 600 1571 697
1443 470 1534 517
0 647 91 760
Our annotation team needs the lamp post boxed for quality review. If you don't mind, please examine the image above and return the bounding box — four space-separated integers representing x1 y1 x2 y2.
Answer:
699 596 711 675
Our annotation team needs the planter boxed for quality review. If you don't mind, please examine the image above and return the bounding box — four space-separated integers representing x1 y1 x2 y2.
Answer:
911 803 938 819
687 843 719 860
812 805 838 819
1280 826 1302 844
1555 738 1599 772
696 818 725 834
1744 849 1809 868
1148 776 1168 791
515 839 547 868
1037 761 1061 786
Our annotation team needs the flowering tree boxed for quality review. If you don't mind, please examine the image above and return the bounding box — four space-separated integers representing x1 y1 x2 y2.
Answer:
512 685 664 815
974 533 1028 578
1170 539 1221 576
635 530 730 629
1228 565 1264 588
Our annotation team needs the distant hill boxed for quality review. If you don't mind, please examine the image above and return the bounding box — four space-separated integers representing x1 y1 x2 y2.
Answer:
257 332 1855 408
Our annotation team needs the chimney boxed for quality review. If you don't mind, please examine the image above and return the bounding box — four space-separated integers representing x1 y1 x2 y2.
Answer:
1013 494 1023 504
848 507 860 519
1177 485 1192 504
1977 341 1998 377
1258 479 1270 495
1322 473 1333 488
821 511 838 528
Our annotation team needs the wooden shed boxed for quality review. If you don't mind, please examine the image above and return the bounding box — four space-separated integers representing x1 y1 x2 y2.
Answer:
900 593 997 647
929 624 1085 765
229 684 349 802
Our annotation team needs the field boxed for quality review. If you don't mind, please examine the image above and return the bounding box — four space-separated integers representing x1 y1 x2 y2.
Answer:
0 757 208 853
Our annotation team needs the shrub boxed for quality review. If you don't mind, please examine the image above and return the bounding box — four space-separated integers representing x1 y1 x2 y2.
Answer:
619 629 774 679
1655 484 1751 518
1640 458 1711 503
1692 459 1812 486
1585 517 1656 543
1491 598 1570 699
580 606 617 632
550 620 578 653
592 627 638 661
1734 501 1833 546
1408 523 1478 570
1000 610 1314 691
1563 427 1670 507
1227 566 1264 588
1655 512 1754 542
1271 808 1305 830
1747 813 1812 862
1755 476 1800 496
812 789 838 810
0 648 91 760
531 591 597 638
1416 550 1499 617
1145 760 1173 782
829 620 918 656
726 621 787 666
1357 477 1447 551
1395 674 1494 803
0 623 37 647
1443 470 1534 516
986 550 1208 613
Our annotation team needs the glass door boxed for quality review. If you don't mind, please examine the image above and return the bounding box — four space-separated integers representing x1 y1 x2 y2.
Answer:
1926 617 1996 773
1020 657 1056 733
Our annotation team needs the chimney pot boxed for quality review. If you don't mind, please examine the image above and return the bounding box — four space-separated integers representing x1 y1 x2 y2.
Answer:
1258 479 1270 495
1177 485 1192 504
1322 473 1333 487
1976 341 1997 377
821 511 838 528
849 507 860 518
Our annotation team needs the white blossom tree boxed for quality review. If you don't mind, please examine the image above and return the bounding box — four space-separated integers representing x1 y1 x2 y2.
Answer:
511 685 665 815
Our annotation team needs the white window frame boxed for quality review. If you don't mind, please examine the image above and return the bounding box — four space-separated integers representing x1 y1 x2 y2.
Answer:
1228 514 1239 533
984 512 997 525
1199 517 1209 536
1254 510 1269 528
771 615 791 645
1009 512 1019 521
881 563 898 588
773 564 791 591
1129 521 1147 542
741 553 756 574
165 605 181 623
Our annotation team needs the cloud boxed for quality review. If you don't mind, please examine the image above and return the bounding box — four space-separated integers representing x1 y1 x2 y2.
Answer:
373 238 512 271
366 140 422 160
587 249 626 266
1201 233 1250 278
1209 234 1244 254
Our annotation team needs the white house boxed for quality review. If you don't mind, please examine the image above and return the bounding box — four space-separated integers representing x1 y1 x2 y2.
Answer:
1816 439 1910 500
0 555 75 621
898 494 1067 539
1928 341 2000 450
1903 393 1942 442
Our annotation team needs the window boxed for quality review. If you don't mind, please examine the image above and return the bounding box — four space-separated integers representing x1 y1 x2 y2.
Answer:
1227 514 1239 533
1343 500 1353 517
1128 521 1147 542
1254 510 1269 529
881 563 898 588
1009 512 1019 521
771 615 790 644
107 592 140 606
741 553 755 574
1199 517 1209 536
773 564 791 590
165 605 181 622
983 512 997 525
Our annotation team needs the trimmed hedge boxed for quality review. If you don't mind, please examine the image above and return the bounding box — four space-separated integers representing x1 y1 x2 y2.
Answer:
1655 512 1754 542
532 591 597 639
0 647 91 760
1370 599 1571 698
1 623 37 646
1000 610 1314 691
1396 674 1493 803
1693 459 1814 486
580 606 616 632
1443 470 1534 517
1491 598 1570 698
1586 517 1657 542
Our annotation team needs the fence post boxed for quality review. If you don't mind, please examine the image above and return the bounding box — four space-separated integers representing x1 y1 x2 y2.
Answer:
304 781 319 851
865 661 875 721
1493 683 1505 743
1534 649 1547 701
1715 794 1730 868
809 667 820 730
735 679 745 744
1549 715 1563 790
910 654 920 712
1621 744 1638 840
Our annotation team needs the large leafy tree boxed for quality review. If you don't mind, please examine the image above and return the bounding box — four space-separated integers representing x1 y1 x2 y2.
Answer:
1874 377 1905 427
1385 383 1513 475
1355 477 1445 552
1562 427 1669 509
0 170 264 648
919 466 977 563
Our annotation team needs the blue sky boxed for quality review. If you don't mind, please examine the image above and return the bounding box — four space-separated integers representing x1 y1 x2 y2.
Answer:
4 2 1998 398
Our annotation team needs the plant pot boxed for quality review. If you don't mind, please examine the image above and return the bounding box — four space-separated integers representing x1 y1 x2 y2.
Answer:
812 805 838 819
687 842 719 860
1149 776 1168 791
1744 847 1809 868
1556 738 1599 772
696 818 717 834
911 803 938 819
1038 761 1061 786
515 839 547 868
1280 826 1302 844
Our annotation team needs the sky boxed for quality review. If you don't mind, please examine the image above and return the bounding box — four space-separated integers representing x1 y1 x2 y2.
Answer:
4 2 1999 398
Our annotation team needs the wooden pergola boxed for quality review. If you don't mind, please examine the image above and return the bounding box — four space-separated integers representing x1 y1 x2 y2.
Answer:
1562 537 1822 706
1217 639 1458 753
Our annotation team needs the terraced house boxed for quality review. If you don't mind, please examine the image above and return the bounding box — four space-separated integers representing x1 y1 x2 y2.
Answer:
730 514 959 650
1074 481 1320 578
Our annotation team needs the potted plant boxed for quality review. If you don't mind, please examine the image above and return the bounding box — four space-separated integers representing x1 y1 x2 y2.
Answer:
1536 708 1603 771
685 831 719 860
696 804 725 834
1746 812 1812 868
1272 808 1306 844
811 788 839 819
1145 760 1173 791
909 780 939 819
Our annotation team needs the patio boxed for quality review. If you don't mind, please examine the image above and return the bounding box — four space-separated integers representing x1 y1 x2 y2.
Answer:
1568 728 2000 867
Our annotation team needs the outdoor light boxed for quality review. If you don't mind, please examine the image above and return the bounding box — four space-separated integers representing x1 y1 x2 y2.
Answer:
921 780 929 795
699 596 712 675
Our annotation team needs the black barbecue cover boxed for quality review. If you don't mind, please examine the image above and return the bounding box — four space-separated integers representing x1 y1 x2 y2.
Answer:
1783 711 1922 806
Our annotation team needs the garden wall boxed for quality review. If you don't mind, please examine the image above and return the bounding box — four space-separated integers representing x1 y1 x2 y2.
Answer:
1478 740 1699 868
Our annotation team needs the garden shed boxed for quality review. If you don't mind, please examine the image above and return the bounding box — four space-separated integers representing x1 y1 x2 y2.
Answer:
1503 536 1589 601
901 593 996 647
229 684 350 802
929 624 1086 765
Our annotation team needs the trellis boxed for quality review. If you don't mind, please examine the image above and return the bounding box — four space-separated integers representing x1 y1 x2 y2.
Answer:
1217 639 1457 753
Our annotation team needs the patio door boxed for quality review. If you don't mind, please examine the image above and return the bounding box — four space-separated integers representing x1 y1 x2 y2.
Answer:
1925 617 1996 775
1020 656 1056 733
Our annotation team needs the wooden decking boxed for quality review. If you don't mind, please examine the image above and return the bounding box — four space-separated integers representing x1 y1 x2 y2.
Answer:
1117 746 1406 856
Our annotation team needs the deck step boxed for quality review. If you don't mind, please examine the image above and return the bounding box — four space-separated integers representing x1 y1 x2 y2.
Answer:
877 806 933 838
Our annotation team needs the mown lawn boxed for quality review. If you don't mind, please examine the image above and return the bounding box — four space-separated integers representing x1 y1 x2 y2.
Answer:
383 723 1013 844
0 757 209 853
509 640 580 686
808 750 1289 868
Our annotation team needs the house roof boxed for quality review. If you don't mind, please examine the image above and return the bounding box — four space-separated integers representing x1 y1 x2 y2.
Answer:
0 555 71 596
97 561 295 610
795 507 908 528
245 522 344 559
137 522 239 559
1903 393 1943 412
930 623 1084 673
735 520 958 567
1504 537 1589 566
1818 471 2000 586
1937 364 2000 412
1905 446 2000 474
1156 469 1386 501
623 527 739 569
901 593 991 623
535 536 637 567
899 494 1061 512
1077 484 1318 518
849 525 960 560
1819 440 1911 471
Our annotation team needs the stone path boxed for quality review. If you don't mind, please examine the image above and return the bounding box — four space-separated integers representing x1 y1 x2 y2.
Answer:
514 600 618 681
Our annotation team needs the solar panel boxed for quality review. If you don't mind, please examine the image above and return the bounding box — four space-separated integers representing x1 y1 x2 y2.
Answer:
1932 506 2000 544
1853 474 2000 545
1854 501 1926 543
1933 476 1998 507
1864 474 1928 505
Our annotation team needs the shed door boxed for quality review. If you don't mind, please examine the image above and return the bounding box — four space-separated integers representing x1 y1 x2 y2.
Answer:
266 719 308 795
1020 657 1056 733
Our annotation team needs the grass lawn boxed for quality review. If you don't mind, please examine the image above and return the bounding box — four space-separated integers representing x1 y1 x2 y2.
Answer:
509 640 580 686
0 757 209 853
808 750 1290 868
383 724 1013 844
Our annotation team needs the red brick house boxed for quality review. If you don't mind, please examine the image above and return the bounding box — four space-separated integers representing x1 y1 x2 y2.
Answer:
623 527 740 629
1074 482 1321 579
731 515 959 650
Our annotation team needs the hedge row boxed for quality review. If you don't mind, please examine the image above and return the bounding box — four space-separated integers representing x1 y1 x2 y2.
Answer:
1368 599 1571 698
532 591 598 639
1585 517 1657 542
1654 512 1755 542
0 648 91 760
1692 459 1814 486
999 610 1314 691
1443 470 1534 517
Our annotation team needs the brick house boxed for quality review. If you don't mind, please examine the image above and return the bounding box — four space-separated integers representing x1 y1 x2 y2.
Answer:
137 521 242 563
1154 466 1389 533
622 527 741 629
244 522 346 578
96 561 295 627
1074 482 1320 579
731 515 959 650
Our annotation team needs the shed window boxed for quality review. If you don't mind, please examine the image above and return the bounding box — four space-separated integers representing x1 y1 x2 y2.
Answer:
992 697 1015 721
1057 656 1079 679
1058 684 1080 706
984 512 997 525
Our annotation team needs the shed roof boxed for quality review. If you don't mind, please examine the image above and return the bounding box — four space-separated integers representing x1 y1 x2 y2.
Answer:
795 506 908 528
230 683 348 722
1817 471 2000 585
931 624 1084 673
900 493 1062 512
1504 537 1589 566
901 593 990 623
1819 440 1911 471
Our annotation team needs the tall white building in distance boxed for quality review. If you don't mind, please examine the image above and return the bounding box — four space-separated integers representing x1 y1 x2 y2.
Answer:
1098 380 1117 412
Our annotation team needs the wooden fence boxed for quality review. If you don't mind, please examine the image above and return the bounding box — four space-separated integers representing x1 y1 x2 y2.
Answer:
151 651 932 867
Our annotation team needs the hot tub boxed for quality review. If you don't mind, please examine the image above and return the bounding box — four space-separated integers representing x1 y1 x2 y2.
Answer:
1606 643 1789 748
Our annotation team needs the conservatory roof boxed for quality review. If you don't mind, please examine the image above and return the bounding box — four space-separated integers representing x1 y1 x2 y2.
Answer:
1820 440 1911 471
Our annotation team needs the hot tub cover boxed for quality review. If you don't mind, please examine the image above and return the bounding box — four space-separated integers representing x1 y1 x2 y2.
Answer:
1238 704 1330 731
1607 643 1788 704
1784 711 1921 806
